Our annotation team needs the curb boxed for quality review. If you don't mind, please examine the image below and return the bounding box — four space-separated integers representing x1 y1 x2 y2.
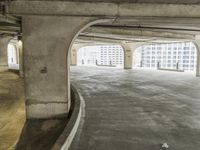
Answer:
51 84 83 150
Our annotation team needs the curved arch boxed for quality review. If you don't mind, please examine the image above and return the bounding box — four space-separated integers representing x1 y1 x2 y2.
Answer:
67 18 115 57
192 41 200 76
7 39 19 69
66 18 115 110
132 46 143 68
121 42 144 69
135 42 198 74
0 36 13 70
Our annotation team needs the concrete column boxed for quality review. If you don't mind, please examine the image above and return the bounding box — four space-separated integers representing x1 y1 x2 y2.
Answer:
18 40 24 77
197 50 200 77
195 37 200 77
124 49 132 69
70 48 77 66
22 16 97 119
0 37 11 70
122 43 143 69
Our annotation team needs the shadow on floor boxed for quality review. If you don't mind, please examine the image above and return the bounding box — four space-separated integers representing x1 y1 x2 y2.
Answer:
15 85 76 150
15 118 68 150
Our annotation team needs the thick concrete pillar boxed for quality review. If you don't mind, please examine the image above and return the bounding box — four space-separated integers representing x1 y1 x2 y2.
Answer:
22 16 98 119
197 50 200 77
0 37 11 70
195 36 200 77
70 48 77 66
18 40 24 77
122 43 143 69
124 49 133 69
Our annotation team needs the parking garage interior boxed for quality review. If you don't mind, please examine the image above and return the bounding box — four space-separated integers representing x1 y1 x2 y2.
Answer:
1 1 200 150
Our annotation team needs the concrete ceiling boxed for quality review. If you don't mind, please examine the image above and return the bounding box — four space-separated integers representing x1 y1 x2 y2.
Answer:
76 17 198 44
2 0 200 43
0 15 20 37
9 0 200 4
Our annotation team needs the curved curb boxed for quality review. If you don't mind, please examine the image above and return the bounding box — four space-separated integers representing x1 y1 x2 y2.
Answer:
51 84 83 150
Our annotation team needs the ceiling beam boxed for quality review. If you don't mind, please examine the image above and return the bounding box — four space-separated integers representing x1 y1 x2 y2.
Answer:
83 26 195 41
77 34 188 45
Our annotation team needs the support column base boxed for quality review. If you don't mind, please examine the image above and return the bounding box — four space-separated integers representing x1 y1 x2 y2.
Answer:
26 101 68 119
124 67 132 69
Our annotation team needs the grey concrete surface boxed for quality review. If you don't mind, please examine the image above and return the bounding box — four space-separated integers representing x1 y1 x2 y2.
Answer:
0 70 25 150
6 0 200 4
16 119 68 150
22 16 96 119
70 66 200 150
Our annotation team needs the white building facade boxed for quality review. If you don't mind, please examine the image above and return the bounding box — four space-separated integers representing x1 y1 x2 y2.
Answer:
77 45 124 67
139 42 197 71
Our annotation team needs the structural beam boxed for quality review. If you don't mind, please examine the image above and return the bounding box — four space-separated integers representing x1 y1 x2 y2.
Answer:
83 26 195 40
7 1 200 19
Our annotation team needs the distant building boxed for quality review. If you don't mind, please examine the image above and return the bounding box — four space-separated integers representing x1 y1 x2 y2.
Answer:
99 45 123 66
77 45 124 67
140 42 197 71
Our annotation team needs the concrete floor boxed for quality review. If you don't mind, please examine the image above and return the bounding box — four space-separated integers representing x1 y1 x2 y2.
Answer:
0 70 25 150
70 66 200 150
16 118 68 150
0 70 69 150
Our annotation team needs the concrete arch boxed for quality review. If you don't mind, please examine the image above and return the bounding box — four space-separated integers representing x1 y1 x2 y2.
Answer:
67 18 115 109
22 16 115 119
121 42 145 69
132 46 143 68
67 18 115 57
7 38 19 69
0 36 13 70
135 42 198 75
192 41 200 77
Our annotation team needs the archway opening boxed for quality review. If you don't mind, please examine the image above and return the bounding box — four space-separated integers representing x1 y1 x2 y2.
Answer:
132 42 197 75
7 38 19 70
75 45 124 68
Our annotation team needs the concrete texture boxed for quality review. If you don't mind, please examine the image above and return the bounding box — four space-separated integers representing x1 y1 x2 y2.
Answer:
70 66 200 150
0 70 25 150
6 0 200 4
122 43 144 69
22 15 97 119
8 1 200 19
71 48 78 66
194 38 200 77
16 119 68 150
0 70 69 150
